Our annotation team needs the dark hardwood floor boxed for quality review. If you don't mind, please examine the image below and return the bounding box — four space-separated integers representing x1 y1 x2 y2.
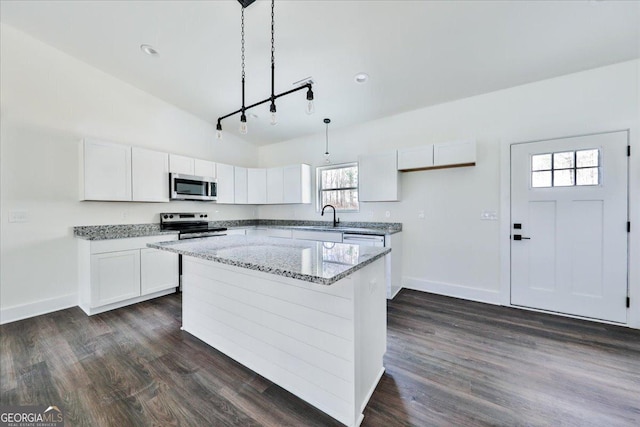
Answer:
1 290 639 426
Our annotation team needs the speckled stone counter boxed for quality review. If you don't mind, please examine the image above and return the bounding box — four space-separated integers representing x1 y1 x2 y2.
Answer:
148 235 390 285
74 224 178 240
74 220 401 240
219 219 402 235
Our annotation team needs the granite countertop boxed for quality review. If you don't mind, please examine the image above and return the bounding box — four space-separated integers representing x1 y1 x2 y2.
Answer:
148 235 391 286
74 219 402 240
74 224 178 240
252 219 402 235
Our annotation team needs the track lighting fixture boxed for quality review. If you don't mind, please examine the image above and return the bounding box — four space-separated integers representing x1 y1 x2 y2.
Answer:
216 0 315 139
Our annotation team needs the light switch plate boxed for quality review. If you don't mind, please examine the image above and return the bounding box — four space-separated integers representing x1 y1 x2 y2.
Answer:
480 210 498 221
8 210 29 223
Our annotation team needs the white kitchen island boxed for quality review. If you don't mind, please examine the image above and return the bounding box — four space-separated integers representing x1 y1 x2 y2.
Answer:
148 235 390 427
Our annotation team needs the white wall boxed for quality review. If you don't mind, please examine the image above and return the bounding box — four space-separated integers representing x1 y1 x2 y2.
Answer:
0 24 259 322
258 60 640 327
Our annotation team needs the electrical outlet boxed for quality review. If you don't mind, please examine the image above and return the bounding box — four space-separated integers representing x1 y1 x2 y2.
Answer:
121 211 129 220
385 211 391 218
418 210 425 219
8 210 28 223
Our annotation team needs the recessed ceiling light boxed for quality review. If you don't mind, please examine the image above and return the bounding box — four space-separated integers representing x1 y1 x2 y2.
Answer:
140 44 159 57
354 72 369 84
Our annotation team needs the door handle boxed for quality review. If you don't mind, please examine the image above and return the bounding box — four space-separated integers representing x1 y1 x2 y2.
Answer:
513 234 531 241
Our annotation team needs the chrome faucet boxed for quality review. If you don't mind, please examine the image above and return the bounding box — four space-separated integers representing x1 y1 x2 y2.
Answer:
321 204 340 227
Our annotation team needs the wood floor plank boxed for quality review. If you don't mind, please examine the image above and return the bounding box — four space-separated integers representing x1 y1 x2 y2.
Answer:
2 290 639 426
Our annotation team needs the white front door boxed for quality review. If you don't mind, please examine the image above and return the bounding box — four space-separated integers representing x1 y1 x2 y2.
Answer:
510 131 628 323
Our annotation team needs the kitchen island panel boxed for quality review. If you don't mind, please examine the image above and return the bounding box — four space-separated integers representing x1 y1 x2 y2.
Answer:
182 257 386 426
184 270 354 381
187 256 354 319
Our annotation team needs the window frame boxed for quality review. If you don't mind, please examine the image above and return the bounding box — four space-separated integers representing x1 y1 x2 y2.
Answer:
316 162 360 213
531 149 600 188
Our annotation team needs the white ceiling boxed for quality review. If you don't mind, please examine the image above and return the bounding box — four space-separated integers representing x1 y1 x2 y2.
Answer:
1 0 638 146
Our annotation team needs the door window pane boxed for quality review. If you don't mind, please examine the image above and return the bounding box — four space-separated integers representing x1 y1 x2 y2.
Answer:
532 171 552 188
532 154 552 171
553 152 574 169
553 169 575 186
531 148 600 188
576 149 599 168
576 168 599 186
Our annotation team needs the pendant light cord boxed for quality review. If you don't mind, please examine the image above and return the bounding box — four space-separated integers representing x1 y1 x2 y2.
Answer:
270 0 276 111
241 6 246 117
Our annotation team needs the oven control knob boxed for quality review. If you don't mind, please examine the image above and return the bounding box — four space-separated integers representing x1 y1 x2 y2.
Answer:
163 215 168 219
169 215 174 218
204 214 208 218
200 214 204 218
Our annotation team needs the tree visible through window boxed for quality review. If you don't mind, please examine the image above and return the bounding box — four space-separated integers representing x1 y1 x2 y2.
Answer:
317 163 359 211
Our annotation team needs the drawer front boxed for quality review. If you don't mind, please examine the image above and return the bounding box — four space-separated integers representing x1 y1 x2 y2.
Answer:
292 230 343 243
90 234 177 254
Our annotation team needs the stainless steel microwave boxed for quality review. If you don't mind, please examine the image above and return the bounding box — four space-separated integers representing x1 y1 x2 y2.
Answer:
170 173 217 201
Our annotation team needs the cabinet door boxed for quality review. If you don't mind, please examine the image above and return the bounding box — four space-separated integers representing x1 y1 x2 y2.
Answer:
132 147 169 202
433 139 476 167
283 164 311 204
83 139 132 201
248 168 267 204
358 151 400 202
169 154 195 175
90 250 140 307
216 163 235 204
397 145 434 171
234 167 248 204
265 168 284 204
194 159 216 178
140 248 178 295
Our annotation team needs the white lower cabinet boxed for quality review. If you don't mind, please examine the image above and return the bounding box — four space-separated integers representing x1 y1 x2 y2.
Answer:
79 235 178 315
140 247 180 294
91 250 140 307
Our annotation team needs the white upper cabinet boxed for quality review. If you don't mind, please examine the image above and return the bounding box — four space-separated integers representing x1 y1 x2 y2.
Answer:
248 168 267 204
283 164 311 204
266 167 284 204
82 139 132 201
433 139 476 167
397 144 434 171
396 139 476 171
216 163 235 204
131 147 169 202
168 154 195 175
194 159 216 178
234 166 248 204
359 151 400 202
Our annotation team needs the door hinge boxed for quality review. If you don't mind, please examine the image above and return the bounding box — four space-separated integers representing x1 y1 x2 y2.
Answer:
628 221 631 233
627 297 630 308
628 145 631 157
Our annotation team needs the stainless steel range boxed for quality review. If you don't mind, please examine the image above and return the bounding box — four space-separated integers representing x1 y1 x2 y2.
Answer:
160 212 227 239
160 212 227 288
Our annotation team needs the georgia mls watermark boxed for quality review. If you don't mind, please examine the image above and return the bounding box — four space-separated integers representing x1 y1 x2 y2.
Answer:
0 405 64 427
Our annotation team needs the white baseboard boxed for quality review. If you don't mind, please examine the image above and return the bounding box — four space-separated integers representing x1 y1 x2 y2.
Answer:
0 293 78 325
79 289 176 316
402 277 500 305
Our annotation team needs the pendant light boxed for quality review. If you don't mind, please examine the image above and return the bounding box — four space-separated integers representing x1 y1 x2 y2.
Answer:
216 0 315 140
324 118 331 164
